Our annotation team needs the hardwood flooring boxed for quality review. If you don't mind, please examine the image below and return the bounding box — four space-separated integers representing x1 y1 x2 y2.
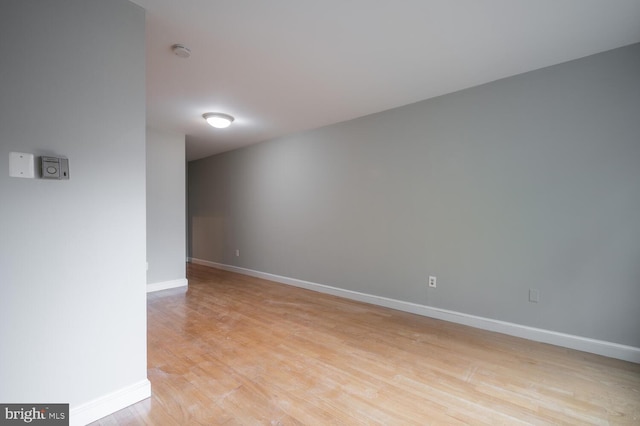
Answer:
92 263 640 425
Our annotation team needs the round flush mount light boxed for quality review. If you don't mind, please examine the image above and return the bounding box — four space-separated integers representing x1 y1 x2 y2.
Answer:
171 44 191 58
203 112 235 129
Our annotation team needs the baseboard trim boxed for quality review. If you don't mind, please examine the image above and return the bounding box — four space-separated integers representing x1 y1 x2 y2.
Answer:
189 257 640 363
70 379 151 426
147 278 188 293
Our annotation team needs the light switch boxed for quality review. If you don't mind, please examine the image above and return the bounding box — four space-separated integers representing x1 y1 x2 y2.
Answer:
9 152 35 178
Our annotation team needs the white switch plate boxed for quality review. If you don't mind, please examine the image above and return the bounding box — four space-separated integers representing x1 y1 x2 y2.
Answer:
9 152 35 178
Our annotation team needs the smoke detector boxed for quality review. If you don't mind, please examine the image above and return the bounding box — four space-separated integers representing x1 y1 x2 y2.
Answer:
171 44 191 58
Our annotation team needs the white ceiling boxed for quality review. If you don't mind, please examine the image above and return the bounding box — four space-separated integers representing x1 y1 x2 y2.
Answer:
131 0 640 161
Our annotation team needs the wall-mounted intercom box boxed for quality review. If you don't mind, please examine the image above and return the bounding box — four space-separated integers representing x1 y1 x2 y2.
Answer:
41 156 70 179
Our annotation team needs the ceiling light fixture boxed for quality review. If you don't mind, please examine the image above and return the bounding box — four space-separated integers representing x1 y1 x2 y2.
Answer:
171 44 191 58
203 112 235 129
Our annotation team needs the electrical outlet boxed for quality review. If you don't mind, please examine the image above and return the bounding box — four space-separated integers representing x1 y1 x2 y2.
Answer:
428 276 437 288
235 249 240 257
529 289 540 303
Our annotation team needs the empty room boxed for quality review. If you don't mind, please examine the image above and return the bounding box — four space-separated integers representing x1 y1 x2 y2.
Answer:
1 0 639 425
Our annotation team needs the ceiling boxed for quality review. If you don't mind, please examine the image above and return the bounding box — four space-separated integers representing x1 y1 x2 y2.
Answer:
131 0 640 161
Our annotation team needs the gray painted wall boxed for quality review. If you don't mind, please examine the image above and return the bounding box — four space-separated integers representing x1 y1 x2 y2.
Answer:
189 43 640 348
147 127 186 284
0 0 147 406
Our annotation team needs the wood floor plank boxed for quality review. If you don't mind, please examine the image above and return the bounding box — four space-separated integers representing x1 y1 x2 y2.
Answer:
91 263 640 425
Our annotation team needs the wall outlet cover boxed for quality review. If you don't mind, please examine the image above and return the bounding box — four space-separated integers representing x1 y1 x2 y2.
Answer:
428 276 437 288
529 289 540 303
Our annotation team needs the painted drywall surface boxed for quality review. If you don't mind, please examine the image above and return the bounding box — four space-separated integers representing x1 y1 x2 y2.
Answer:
0 0 147 406
189 43 640 348
146 128 186 284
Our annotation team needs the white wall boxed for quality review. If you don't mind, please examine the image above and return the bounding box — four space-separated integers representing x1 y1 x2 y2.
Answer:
147 128 187 289
0 0 148 422
189 43 640 350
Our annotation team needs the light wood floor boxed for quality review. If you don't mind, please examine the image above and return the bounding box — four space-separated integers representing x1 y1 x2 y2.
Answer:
92 263 640 425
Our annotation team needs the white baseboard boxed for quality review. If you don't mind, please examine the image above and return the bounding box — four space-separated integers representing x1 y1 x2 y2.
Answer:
147 278 188 293
70 379 151 426
189 257 640 364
